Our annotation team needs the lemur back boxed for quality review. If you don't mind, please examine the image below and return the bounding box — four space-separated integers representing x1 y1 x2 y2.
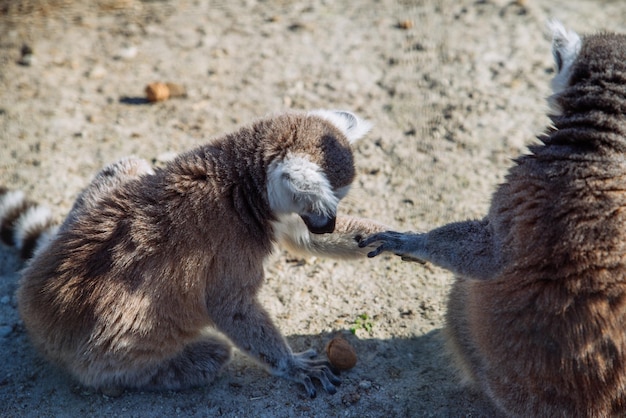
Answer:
361 23 626 417
5 110 388 397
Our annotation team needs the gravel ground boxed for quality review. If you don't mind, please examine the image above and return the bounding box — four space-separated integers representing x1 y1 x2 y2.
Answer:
1 1 625 416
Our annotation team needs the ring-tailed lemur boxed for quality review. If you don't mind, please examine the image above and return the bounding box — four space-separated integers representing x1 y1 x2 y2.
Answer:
1 110 388 398
360 22 626 417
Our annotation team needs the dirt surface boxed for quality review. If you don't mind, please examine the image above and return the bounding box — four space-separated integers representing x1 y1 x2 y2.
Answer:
1 1 625 416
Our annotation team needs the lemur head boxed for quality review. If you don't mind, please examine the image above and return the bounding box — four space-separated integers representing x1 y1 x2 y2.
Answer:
548 21 626 114
267 110 371 234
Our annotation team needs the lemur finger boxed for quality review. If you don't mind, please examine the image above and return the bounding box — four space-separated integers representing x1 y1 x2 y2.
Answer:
300 348 317 359
324 367 342 386
367 245 385 258
302 375 317 398
304 357 332 368
318 372 338 395
358 234 381 248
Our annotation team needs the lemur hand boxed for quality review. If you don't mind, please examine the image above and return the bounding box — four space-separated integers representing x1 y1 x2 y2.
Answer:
358 231 426 263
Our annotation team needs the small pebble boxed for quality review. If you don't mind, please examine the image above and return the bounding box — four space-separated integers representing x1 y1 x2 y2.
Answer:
397 20 413 30
145 82 186 103
18 44 35 66
359 380 372 390
0 296 10 305
115 46 138 60
145 82 170 102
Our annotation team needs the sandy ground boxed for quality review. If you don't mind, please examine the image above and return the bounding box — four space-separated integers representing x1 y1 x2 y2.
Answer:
1 1 625 416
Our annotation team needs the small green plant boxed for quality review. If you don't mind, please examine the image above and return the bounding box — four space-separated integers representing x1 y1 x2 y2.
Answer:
350 313 374 335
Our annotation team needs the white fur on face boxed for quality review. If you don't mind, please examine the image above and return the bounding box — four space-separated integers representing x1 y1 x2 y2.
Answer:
308 109 372 144
267 153 339 218
548 20 581 94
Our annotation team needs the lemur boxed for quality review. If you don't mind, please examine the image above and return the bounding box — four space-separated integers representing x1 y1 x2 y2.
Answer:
0 110 388 397
360 22 626 417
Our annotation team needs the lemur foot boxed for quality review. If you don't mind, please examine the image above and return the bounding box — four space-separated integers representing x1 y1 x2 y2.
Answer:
278 349 341 398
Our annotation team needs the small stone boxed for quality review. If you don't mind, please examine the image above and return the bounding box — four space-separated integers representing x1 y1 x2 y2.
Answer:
145 82 170 102
115 46 137 60
0 296 10 305
145 82 186 103
359 380 372 390
18 44 35 66
397 20 413 30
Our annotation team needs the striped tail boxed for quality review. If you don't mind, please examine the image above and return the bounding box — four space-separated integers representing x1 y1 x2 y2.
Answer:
0 187 58 260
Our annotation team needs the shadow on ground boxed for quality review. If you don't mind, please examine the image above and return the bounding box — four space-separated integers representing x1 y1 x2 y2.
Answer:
0 249 499 417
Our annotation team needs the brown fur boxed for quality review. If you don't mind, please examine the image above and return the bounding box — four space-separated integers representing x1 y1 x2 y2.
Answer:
15 110 383 397
360 28 626 417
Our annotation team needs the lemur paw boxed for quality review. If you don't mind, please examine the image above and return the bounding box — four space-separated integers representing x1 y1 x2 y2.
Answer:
358 231 426 263
358 231 407 257
282 349 341 398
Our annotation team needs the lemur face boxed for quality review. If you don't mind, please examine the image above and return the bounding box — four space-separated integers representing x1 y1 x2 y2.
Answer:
266 110 371 234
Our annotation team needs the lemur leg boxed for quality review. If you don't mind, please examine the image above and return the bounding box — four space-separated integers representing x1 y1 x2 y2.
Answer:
211 298 340 398
443 277 479 386
141 333 233 391
359 219 502 280
98 334 232 397
95 333 232 396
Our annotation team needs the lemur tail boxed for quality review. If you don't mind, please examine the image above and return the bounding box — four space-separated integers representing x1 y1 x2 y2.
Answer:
273 214 389 259
0 187 59 260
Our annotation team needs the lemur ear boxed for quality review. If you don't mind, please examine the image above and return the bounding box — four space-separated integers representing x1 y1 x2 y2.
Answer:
549 20 581 72
548 20 581 92
309 109 373 144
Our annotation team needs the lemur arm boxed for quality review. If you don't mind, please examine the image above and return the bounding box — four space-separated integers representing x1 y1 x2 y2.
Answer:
359 219 502 280
274 214 389 259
